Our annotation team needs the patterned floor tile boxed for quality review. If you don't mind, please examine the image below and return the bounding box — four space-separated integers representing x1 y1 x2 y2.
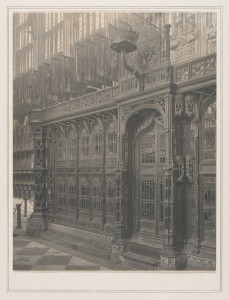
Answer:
25 241 49 248
68 256 98 266
44 248 70 256
36 255 72 265
13 247 23 254
13 240 31 247
17 247 49 256
13 255 42 266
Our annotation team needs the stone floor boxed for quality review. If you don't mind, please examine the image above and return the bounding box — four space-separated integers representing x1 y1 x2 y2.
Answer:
13 234 108 271
13 198 110 271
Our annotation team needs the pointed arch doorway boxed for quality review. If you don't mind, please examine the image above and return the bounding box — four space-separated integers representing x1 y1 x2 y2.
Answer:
126 109 166 247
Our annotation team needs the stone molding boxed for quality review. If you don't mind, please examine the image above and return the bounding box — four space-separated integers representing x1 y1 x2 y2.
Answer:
49 222 114 243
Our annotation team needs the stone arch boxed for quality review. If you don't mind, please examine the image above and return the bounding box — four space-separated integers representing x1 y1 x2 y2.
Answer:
121 103 165 136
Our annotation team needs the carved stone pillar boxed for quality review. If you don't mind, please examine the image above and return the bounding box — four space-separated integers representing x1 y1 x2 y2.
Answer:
160 94 186 270
186 119 200 256
176 93 201 256
46 127 56 222
164 24 171 63
111 109 128 262
26 125 47 236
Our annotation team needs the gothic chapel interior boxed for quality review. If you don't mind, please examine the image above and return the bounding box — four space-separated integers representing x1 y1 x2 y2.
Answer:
13 12 216 270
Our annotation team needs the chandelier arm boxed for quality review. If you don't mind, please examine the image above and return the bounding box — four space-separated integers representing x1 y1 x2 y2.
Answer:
122 51 141 80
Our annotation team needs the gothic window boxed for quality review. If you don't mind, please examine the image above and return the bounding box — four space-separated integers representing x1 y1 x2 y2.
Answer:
106 177 116 215
57 132 65 163
96 13 100 30
57 176 66 206
203 177 216 238
79 177 89 209
45 13 49 32
92 177 102 212
67 129 77 161
57 12 63 24
174 12 183 37
52 32 56 55
141 134 155 164
79 14 83 39
68 176 76 208
48 36 51 57
141 178 155 221
92 124 103 156
60 28 63 51
100 12 105 28
89 13 93 34
45 38 48 59
107 121 117 155
203 101 216 159
80 127 89 158
68 177 76 195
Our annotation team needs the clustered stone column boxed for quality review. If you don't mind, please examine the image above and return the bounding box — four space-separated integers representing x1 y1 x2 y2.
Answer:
26 124 47 236
160 94 187 270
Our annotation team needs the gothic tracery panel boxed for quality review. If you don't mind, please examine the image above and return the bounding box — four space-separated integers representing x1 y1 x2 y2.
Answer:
203 102 216 160
79 176 89 222
106 176 116 224
203 177 216 239
91 176 103 223
67 128 77 164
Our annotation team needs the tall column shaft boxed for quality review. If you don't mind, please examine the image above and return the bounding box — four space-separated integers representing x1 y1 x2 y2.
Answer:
26 124 47 236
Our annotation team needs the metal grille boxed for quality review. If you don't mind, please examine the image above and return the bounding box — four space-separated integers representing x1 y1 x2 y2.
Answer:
141 179 155 220
141 135 155 164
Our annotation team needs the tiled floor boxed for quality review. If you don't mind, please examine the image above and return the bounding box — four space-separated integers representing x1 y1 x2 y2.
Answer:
13 235 107 271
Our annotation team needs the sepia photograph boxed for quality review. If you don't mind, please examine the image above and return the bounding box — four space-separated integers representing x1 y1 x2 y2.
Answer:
12 10 217 272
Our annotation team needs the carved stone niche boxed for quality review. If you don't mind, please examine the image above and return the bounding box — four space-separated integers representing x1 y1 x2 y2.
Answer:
175 155 185 182
175 93 196 121
184 93 196 119
185 155 194 183
175 94 184 117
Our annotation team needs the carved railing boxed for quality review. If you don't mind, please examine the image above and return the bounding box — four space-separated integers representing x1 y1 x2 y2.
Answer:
144 66 172 90
174 53 216 84
29 56 215 123
120 77 138 95
42 87 115 122
30 65 172 123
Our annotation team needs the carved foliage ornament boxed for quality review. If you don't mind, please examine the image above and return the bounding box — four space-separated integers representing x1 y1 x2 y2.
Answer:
175 94 196 119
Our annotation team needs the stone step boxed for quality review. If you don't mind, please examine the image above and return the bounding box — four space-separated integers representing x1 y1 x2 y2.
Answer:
129 240 162 260
123 252 160 270
39 230 137 270
41 230 112 261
